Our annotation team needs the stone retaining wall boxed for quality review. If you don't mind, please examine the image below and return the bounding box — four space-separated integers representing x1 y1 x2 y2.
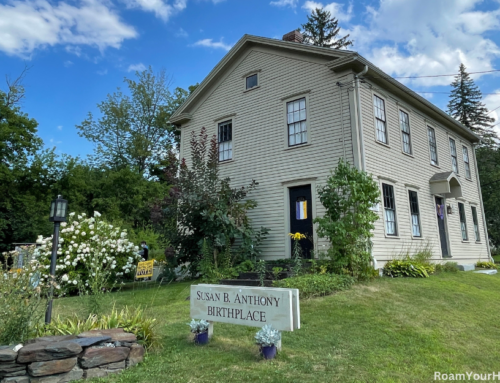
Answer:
0 328 145 383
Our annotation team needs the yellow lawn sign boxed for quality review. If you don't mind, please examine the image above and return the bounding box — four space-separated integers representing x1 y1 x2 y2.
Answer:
135 260 154 279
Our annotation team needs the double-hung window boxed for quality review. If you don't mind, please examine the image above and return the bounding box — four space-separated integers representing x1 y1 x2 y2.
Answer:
463 146 471 179
400 110 411 154
408 190 421 237
471 206 480 242
449 138 459 174
218 120 232 161
382 183 397 236
374 95 387 144
287 98 307 146
458 202 468 241
428 127 438 165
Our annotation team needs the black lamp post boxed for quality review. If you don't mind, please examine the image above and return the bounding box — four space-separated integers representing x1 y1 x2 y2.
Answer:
45 195 68 324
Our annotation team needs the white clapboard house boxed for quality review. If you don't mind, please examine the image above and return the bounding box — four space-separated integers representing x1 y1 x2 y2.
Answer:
170 31 492 266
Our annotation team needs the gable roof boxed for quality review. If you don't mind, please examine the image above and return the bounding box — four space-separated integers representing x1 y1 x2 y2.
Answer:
170 34 479 143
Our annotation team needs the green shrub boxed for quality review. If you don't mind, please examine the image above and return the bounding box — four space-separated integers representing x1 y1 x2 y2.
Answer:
435 262 458 273
384 260 434 278
38 306 158 350
235 260 254 273
476 261 498 269
273 273 355 299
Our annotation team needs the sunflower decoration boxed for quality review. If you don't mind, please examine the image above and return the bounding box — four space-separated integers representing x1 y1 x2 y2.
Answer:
288 232 306 241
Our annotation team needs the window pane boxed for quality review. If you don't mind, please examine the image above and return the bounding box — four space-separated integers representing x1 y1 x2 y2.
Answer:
294 101 300 112
246 74 258 89
287 98 307 146
300 109 306 120
289 133 295 146
287 112 293 124
472 206 480 242
458 203 468 240
299 99 306 110
383 184 397 236
287 103 293 113
412 215 421 237
293 111 300 122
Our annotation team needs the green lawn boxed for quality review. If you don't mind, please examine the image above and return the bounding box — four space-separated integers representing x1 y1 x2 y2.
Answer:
493 254 500 263
53 272 500 383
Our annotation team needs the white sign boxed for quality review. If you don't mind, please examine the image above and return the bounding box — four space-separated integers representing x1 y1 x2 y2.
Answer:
191 284 300 332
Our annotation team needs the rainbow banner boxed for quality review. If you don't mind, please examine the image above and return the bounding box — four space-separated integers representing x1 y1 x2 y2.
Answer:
296 200 307 220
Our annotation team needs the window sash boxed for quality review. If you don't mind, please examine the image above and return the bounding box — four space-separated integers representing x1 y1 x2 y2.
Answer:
246 74 258 89
382 184 397 236
218 121 233 161
471 206 480 242
449 138 458 173
428 127 438 165
287 98 307 146
463 146 471 179
400 110 411 154
374 96 387 144
408 190 421 237
458 203 468 241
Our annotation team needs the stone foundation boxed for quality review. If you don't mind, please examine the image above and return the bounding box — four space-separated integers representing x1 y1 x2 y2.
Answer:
0 329 145 383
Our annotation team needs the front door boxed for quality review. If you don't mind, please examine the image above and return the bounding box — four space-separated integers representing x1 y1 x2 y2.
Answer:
435 197 449 257
289 185 313 258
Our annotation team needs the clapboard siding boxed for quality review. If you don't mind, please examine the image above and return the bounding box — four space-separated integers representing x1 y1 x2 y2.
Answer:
180 47 354 259
360 81 489 264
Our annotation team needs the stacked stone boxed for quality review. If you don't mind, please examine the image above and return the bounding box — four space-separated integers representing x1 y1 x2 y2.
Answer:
0 329 145 383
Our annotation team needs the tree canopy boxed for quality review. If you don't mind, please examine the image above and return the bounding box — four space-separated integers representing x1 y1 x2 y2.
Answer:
447 63 497 145
301 7 353 49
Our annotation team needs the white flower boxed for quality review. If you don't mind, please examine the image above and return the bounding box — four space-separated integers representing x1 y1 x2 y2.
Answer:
78 215 82 220
94 211 101 217
75 230 80 235
61 222 67 227
89 225 94 230
92 273 96 277
90 231 94 235
69 212 75 217
81 213 86 217
81 232 86 236
72 280 77 285
62 274 69 282
65 261 70 266
111 265 116 269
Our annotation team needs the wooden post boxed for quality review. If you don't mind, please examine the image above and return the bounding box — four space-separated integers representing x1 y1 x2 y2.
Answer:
208 321 214 339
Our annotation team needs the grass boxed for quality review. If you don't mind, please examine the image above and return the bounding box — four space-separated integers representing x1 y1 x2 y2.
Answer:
492 253 500 263
52 272 500 383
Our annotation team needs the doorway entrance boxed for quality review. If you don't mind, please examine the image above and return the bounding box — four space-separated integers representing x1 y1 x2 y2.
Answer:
435 197 449 257
289 185 313 258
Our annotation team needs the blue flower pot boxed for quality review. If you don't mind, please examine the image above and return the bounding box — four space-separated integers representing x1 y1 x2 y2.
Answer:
195 332 209 345
261 345 277 359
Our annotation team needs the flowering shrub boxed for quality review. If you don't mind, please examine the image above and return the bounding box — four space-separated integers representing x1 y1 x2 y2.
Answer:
34 212 142 294
0 246 60 344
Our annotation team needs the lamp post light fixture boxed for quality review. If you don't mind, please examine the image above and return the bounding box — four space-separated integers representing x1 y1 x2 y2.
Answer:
45 195 68 324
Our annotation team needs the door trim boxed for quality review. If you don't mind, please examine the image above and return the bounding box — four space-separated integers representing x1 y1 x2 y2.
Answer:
434 196 452 258
284 181 318 259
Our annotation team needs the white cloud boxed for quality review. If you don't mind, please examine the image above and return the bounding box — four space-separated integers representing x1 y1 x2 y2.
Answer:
176 27 188 38
128 63 147 72
483 91 500 124
122 0 187 21
0 0 138 57
347 0 500 87
193 38 232 51
270 0 298 8
57 125 63 130
63 60 73 67
97 69 108 75
302 1 353 22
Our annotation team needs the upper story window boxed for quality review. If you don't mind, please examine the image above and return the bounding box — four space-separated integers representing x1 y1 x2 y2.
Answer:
218 120 232 161
449 138 459 174
373 95 387 144
463 146 471 179
408 190 421 237
382 183 397 236
399 110 411 154
471 206 480 242
458 202 468 241
287 98 307 146
246 74 258 90
428 127 438 166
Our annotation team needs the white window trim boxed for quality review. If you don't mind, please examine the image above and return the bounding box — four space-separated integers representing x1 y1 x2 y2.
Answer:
427 125 439 167
380 180 399 239
282 93 311 149
448 135 460 175
462 144 472 180
406 187 423 240
216 119 235 163
372 92 389 146
399 107 413 156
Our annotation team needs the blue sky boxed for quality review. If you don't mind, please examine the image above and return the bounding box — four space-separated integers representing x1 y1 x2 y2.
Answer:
2 0 500 158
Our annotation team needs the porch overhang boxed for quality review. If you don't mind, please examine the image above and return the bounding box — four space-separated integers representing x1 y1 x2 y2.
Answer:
429 172 463 198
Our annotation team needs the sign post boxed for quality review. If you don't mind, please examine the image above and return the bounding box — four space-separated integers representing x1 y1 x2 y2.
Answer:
190 284 300 350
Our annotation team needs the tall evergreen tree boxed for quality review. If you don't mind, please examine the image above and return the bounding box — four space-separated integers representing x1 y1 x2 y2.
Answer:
447 63 497 144
301 7 353 49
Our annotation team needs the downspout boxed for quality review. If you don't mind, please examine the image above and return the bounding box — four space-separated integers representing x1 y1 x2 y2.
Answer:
354 65 368 172
337 82 347 159
353 65 377 269
472 143 493 262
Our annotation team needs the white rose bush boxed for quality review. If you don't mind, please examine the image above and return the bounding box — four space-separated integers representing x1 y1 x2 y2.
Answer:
34 211 142 313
